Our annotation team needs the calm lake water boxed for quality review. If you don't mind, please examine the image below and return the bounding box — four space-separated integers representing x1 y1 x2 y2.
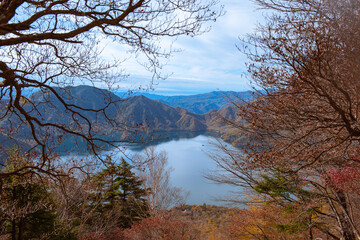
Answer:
120 134 238 205
61 132 239 205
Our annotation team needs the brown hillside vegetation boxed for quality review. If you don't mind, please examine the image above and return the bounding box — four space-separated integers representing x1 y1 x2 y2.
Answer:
207 0 360 239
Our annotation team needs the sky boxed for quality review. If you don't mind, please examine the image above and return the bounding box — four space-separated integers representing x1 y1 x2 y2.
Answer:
101 0 265 96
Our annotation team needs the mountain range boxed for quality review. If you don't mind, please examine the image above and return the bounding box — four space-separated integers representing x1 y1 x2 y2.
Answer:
114 90 252 114
0 85 248 154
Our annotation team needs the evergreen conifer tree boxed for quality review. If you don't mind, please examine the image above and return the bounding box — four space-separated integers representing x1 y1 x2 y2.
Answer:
92 157 148 228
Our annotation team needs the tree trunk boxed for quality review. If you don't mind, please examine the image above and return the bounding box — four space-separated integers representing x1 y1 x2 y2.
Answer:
335 190 357 240
18 218 23 240
11 220 16 240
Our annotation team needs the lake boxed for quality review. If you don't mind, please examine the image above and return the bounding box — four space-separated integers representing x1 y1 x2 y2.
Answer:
120 134 238 205
61 132 240 206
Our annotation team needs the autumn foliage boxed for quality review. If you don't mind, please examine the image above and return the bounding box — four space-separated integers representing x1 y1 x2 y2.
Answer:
207 0 360 238
121 214 197 240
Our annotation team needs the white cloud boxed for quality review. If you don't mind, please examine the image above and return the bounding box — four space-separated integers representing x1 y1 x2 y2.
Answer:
98 0 264 95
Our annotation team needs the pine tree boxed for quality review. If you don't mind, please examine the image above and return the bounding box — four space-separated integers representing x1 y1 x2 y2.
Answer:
92 157 148 228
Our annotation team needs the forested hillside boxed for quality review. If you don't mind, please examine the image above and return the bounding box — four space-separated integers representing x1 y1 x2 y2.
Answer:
0 85 246 156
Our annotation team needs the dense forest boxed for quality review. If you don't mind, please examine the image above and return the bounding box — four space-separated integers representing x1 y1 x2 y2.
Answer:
1 0 360 239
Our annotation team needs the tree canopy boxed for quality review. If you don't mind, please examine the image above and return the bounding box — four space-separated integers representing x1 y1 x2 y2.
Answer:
92 157 148 228
208 0 360 238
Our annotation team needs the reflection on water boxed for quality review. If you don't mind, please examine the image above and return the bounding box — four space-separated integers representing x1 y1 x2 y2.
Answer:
125 131 220 152
122 134 238 206
59 132 239 206
54 131 219 155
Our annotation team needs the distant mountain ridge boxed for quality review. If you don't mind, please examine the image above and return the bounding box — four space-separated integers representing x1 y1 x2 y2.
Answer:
0 86 246 154
23 85 213 132
114 90 252 114
115 94 208 131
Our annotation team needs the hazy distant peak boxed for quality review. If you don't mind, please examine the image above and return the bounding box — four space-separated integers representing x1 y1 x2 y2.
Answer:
131 90 252 114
